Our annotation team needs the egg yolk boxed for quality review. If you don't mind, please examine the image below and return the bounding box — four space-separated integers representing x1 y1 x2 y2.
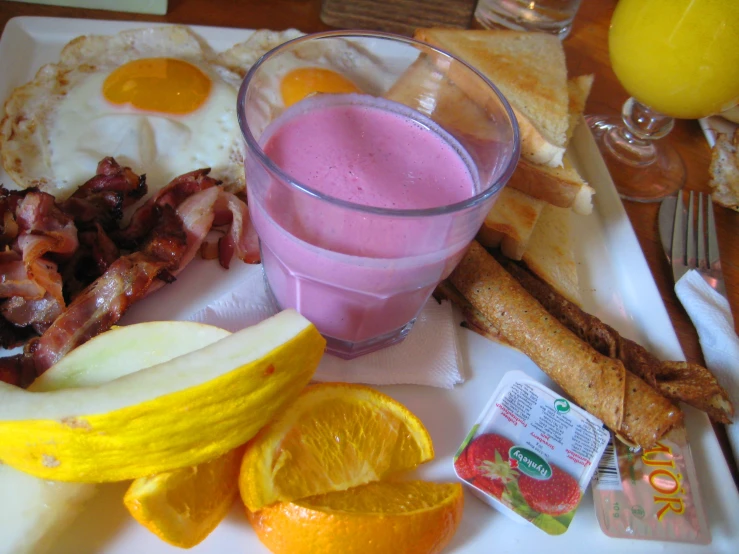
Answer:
103 58 212 115
280 67 360 108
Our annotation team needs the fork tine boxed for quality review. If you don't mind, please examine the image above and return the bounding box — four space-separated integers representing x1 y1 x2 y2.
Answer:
707 195 721 271
671 190 685 267
686 191 696 269
697 193 706 270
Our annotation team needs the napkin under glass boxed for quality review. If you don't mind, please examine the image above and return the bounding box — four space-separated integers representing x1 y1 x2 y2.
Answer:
185 263 464 388
675 269 739 462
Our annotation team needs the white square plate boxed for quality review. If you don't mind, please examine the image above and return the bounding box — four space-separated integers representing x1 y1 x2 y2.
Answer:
0 16 737 554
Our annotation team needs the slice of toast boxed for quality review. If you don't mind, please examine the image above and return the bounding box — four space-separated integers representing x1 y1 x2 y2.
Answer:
566 74 594 143
477 188 545 260
506 74 595 214
507 153 594 214
415 28 569 168
522 204 582 306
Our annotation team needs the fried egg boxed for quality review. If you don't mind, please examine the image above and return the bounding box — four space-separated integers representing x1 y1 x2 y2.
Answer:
0 26 245 199
217 31 395 122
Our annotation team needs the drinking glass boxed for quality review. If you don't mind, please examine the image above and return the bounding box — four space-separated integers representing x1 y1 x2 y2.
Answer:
587 0 739 202
474 0 583 39
238 31 519 359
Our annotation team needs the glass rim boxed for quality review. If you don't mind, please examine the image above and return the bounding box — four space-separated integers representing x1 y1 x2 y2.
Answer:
237 29 520 218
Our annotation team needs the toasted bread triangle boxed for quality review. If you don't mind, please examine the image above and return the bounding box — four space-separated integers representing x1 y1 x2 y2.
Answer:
415 29 569 165
522 204 582 306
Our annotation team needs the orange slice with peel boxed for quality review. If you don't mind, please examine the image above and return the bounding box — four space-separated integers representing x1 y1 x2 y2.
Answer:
124 445 244 548
239 383 434 511
246 480 464 554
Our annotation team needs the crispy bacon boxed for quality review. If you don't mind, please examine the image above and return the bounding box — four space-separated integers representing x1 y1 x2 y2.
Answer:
0 187 25 248
0 192 78 329
59 157 147 228
15 191 79 259
29 206 188 373
0 257 45 298
114 168 220 248
2 292 64 335
215 190 260 268
0 158 260 383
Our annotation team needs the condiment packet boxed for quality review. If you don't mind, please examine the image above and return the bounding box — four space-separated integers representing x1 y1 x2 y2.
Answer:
454 370 610 535
592 425 711 544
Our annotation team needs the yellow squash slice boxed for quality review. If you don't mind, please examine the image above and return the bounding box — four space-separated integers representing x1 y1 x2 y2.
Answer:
0 310 325 482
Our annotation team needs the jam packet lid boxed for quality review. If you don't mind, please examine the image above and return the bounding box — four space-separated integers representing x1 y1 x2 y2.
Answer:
591 425 711 544
454 370 610 535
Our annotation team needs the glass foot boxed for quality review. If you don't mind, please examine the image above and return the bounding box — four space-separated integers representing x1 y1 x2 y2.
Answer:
586 114 686 203
262 268 415 360
324 320 415 360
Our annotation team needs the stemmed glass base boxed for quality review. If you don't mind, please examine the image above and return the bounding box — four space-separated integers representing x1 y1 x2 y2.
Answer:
586 98 686 202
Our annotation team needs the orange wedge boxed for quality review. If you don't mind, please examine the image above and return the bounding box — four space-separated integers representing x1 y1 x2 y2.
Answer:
239 383 434 511
124 446 244 548
247 480 463 554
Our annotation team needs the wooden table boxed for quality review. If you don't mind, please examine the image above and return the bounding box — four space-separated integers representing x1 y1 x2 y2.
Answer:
0 0 736 477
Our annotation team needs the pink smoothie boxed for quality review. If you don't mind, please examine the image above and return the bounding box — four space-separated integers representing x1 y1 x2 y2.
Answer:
247 94 479 349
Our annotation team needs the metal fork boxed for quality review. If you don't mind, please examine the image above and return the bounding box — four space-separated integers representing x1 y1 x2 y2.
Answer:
670 190 727 297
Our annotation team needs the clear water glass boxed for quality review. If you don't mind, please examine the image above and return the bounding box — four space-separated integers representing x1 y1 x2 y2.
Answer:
475 0 583 39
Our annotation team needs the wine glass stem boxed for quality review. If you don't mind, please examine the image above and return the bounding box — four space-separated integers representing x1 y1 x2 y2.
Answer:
604 97 675 167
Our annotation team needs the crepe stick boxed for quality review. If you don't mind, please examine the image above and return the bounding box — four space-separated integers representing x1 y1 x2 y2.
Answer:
450 241 682 448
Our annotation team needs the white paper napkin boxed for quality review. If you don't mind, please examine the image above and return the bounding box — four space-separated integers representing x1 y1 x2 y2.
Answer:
187 264 464 388
675 269 739 462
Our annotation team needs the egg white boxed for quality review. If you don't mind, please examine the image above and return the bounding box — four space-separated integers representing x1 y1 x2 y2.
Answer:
48 63 241 193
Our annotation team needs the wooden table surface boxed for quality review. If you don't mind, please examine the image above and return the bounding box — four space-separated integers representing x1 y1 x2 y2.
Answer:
0 0 736 478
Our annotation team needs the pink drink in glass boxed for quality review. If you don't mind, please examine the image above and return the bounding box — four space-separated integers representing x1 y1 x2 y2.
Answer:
239 32 519 359
249 95 475 346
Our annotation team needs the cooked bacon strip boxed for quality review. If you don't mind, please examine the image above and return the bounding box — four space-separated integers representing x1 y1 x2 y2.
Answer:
0 186 25 248
498 254 734 424
15 191 79 260
2 292 64 335
29 206 188 374
175 187 219 260
0 193 78 331
0 258 45 298
60 157 147 227
3 192 78 328
1 160 260 380
215 190 260 268
115 168 220 248
81 223 120 276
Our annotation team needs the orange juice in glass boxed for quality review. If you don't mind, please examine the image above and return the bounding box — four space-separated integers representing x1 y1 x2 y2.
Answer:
588 0 739 201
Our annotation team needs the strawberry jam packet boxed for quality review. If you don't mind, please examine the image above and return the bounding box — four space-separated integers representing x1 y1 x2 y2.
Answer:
591 425 711 544
454 370 610 535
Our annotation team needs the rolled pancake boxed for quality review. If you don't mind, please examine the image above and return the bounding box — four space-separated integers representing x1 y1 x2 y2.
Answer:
450 241 681 448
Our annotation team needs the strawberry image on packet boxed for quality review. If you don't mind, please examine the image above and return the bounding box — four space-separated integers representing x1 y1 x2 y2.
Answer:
454 370 610 535
592 425 711 544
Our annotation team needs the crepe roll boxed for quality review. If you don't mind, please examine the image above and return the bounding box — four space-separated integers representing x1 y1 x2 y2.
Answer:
450 241 682 448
